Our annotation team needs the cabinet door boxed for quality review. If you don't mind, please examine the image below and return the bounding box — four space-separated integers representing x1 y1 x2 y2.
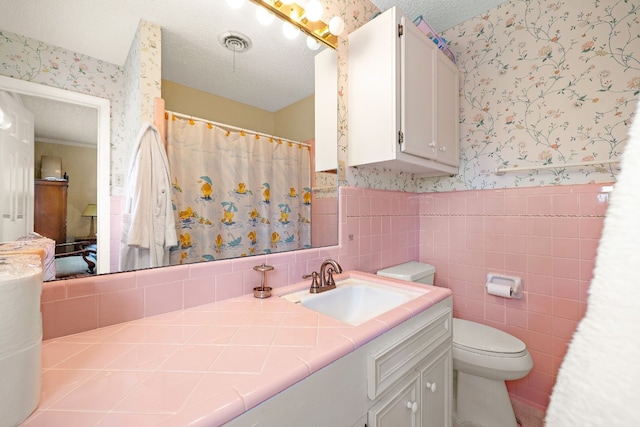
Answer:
348 7 399 167
434 53 460 167
400 16 437 161
314 48 338 172
368 372 421 427
421 346 452 427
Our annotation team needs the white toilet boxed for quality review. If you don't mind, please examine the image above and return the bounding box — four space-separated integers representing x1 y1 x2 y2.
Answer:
377 262 533 427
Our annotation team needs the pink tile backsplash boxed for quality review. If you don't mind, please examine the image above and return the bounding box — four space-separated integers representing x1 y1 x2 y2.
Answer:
416 183 610 410
98 288 144 327
43 195 346 339
40 183 610 414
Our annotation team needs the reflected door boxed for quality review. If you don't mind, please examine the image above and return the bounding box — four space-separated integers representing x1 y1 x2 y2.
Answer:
0 91 34 241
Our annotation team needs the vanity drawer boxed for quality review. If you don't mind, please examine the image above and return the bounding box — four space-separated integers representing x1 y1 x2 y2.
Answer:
367 310 451 399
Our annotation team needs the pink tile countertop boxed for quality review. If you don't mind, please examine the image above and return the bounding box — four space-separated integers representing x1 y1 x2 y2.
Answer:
22 271 452 427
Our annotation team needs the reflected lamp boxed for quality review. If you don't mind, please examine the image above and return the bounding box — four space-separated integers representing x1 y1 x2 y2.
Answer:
82 204 98 237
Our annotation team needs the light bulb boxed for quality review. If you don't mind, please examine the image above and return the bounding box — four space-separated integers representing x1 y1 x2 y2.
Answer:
328 15 345 36
225 0 244 9
306 36 321 50
305 0 323 22
282 22 300 40
256 7 275 25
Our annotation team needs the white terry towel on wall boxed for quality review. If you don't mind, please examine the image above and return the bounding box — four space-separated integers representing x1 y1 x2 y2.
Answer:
120 123 177 271
545 98 640 425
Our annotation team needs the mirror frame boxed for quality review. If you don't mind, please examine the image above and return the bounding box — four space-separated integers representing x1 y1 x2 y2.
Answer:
0 75 111 274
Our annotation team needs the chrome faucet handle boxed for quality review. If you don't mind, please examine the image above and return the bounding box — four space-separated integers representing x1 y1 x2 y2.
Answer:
319 259 342 288
326 267 337 287
303 271 321 293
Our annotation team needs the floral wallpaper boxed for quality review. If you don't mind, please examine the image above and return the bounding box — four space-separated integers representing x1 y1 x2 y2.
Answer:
347 0 639 192
0 20 161 197
122 20 162 189
0 29 127 192
4 0 634 196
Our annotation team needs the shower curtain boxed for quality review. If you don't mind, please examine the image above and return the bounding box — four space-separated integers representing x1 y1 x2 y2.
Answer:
166 112 311 264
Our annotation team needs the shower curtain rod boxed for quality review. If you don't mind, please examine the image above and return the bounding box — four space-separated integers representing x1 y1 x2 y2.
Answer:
166 110 311 148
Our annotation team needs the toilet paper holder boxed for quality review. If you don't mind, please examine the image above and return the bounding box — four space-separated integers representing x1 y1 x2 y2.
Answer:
486 273 523 299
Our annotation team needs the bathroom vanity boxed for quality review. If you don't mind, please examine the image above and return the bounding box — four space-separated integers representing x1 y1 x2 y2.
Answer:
23 272 452 426
227 293 452 427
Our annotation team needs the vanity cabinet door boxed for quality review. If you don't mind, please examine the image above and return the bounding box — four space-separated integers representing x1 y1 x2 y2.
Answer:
420 345 452 427
368 372 421 427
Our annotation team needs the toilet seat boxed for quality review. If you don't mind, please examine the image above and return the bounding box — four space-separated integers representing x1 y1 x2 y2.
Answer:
453 318 527 358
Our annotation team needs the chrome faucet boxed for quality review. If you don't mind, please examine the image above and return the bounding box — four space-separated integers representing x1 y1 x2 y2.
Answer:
303 259 343 294
320 259 342 288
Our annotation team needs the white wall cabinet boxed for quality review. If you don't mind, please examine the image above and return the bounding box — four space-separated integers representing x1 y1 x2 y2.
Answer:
348 7 460 177
226 298 452 427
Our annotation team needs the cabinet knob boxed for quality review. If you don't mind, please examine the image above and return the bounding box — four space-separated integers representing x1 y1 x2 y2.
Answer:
406 401 418 414
429 141 436 147
426 382 437 393
439 146 446 152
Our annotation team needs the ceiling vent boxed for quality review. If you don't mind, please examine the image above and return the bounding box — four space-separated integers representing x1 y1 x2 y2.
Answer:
218 32 252 53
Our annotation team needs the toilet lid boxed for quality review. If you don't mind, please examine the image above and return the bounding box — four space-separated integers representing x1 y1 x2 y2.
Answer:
453 318 526 355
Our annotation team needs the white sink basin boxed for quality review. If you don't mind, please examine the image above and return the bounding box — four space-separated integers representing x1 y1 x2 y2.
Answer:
282 278 427 325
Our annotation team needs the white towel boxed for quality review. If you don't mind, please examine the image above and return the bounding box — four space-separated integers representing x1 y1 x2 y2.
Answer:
119 123 177 271
545 98 640 425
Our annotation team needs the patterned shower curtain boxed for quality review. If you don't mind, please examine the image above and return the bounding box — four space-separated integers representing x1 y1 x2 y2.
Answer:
166 113 311 264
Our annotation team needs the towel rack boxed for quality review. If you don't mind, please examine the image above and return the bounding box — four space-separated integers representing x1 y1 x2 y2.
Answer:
494 159 620 176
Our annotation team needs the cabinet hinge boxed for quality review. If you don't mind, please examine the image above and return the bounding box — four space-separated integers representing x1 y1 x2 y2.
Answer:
398 24 403 37
398 131 404 145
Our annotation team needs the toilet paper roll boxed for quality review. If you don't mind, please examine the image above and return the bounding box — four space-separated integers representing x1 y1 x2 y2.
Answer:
0 339 41 427
0 254 43 359
0 254 42 427
486 282 512 298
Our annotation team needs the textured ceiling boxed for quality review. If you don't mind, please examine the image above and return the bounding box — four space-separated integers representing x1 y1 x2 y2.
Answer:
370 0 510 32
0 0 509 144
0 0 317 113
20 96 97 147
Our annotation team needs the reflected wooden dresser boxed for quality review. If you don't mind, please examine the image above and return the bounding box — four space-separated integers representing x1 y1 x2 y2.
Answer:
34 179 68 250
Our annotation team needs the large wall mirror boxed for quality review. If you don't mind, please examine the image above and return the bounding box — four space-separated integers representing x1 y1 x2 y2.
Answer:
0 0 339 280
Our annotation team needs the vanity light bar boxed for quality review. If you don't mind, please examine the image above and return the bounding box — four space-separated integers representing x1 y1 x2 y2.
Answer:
249 0 338 49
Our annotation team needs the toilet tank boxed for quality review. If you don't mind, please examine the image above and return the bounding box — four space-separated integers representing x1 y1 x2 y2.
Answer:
377 261 436 285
